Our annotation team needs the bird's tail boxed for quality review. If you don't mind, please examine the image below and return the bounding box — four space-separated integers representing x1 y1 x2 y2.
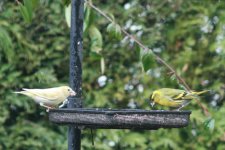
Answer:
13 91 22 94
182 90 209 100
13 91 27 95
192 90 210 96
14 88 28 94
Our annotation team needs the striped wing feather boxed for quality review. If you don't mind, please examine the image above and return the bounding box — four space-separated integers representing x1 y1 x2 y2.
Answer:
159 88 187 100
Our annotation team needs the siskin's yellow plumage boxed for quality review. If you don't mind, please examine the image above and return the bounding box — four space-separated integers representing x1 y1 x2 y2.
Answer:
150 88 209 109
14 86 76 110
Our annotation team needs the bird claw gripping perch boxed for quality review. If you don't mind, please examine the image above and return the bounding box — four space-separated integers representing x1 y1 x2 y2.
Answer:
59 99 68 108
39 103 54 112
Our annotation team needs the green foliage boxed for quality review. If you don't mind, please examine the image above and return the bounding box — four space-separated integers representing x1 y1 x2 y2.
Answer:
0 27 13 62
84 5 92 33
0 0 69 149
18 0 39 23
89 25 103 53
140 49 156 72
0 0 225 150
65 4 71 28
62 0 71 6
107 22 122 40
204 117 215 132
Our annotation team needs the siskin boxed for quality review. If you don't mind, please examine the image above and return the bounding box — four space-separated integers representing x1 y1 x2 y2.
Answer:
150 88 209 110
14 86 76 111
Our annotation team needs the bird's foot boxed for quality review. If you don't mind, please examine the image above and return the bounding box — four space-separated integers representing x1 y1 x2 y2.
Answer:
59 99 68 108
174 104 185 111
175 101 191 111
40 103 53 112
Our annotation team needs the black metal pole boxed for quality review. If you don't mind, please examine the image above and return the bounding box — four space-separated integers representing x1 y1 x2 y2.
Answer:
68 0 84 150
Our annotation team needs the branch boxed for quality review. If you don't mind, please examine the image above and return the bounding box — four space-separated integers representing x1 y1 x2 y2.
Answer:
85 0 190 91
85 0 210 116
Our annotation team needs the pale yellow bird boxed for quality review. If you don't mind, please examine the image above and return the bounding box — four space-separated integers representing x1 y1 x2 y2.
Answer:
150 88 209 110
14 86 76 110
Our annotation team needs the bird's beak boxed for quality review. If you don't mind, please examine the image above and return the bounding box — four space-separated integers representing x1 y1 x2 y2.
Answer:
70 90 76 96
150 102 155 107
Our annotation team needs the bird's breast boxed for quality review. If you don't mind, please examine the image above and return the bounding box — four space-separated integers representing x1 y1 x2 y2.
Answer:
33 96 59 106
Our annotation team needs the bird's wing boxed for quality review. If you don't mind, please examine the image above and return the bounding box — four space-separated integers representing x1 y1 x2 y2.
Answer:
172 92 188 100
160 88 187 99
22 88 60 101
164 96 175 101
164 96 186 105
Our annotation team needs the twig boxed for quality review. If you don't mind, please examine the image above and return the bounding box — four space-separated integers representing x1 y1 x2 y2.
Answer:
85 0 210 116
85 0 190 91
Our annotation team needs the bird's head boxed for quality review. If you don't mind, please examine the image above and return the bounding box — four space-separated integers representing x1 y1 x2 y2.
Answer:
61 86 76 97
149 91 158 107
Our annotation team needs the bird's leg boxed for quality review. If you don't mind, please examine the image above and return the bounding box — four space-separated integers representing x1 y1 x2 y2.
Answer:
173 104 186 111
175 101 191 111
59 99 68 108
175 105 184 111
39 103 53 112
173 107 180 111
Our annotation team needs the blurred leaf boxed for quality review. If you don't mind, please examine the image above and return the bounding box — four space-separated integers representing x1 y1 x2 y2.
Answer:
170 74 176 81
107 13 115 21
107 22 122 40
100 57 105 74
0 27 14 62
24 0 33 16
62 0 71 6
19 3 31 23
18 0 38 23
204 117 215 132
89 51 102 60
140 49 156 72
65 3 71 28
89 25 103 53
84 5 91 33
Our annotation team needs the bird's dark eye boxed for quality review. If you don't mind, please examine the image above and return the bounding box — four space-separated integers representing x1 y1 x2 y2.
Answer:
68 89 70 91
